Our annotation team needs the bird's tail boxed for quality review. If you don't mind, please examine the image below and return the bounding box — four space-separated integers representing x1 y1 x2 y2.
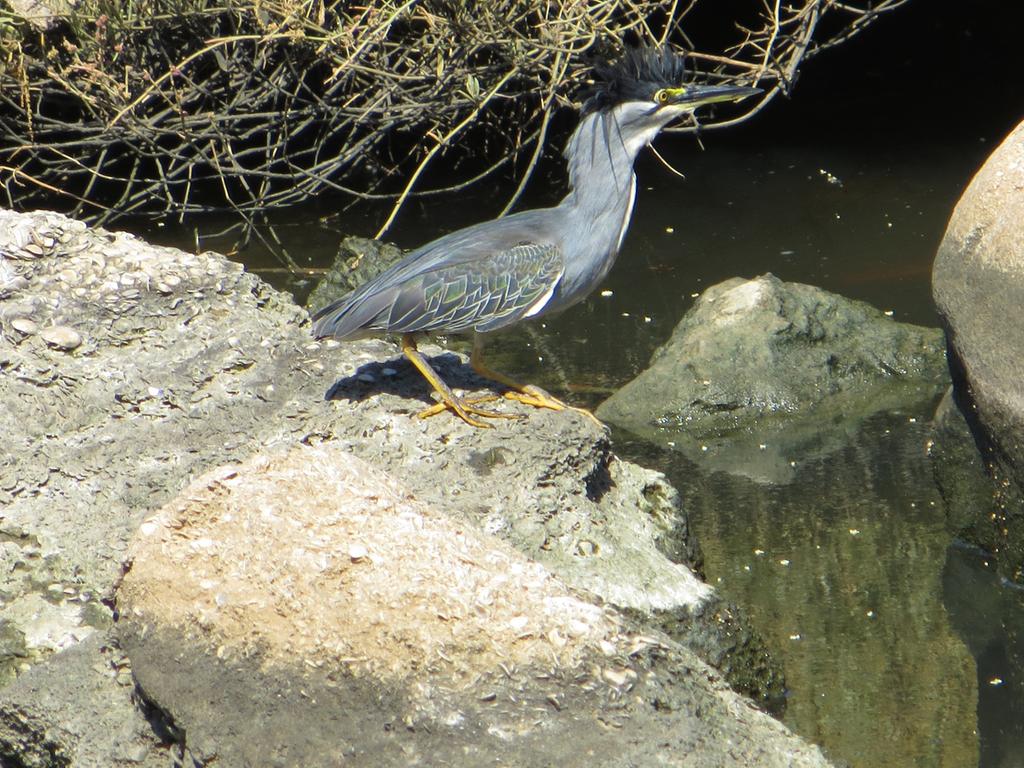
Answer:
311 287 394 341
311 295 355 339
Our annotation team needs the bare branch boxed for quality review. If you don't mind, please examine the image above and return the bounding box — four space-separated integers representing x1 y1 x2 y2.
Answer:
0 0 907 237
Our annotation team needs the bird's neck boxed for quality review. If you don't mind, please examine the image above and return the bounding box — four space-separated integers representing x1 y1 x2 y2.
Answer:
562 109 648 219
554 110 654 296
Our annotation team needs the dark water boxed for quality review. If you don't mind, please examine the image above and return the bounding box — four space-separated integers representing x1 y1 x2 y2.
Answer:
124 2 1024 765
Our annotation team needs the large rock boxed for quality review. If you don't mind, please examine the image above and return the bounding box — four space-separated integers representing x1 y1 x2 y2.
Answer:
0 208 310 680
0 210 793 764
933 119 1024 581
116 442 829 768
0 210 701 626
597 274 948 484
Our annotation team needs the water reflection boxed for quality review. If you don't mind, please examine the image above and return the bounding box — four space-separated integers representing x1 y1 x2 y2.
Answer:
944 544 1024 768
617 407 978 768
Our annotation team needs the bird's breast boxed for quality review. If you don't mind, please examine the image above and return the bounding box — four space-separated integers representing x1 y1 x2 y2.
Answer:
553 173 637 311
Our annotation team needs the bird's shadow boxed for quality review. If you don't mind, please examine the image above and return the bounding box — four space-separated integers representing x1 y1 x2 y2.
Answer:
325 351 488 407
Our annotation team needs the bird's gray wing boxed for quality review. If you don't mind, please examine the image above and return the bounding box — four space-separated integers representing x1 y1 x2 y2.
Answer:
376 241 563 334
312 211 566 339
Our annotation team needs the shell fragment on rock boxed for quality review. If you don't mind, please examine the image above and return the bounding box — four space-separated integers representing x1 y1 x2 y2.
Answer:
11 317 38 336
40 325 83 351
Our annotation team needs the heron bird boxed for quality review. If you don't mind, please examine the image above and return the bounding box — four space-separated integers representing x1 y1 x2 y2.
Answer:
312 45 759 427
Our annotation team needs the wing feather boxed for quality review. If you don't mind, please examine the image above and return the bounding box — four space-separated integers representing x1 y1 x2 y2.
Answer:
311 210 564 339
314 238 564 338
386 243 563 334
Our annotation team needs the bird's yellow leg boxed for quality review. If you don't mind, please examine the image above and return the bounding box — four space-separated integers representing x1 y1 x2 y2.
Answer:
401 335 517 428
470 336 604 427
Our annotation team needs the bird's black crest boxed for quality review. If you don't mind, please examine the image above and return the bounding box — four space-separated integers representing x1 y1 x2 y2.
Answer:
582 45 689 116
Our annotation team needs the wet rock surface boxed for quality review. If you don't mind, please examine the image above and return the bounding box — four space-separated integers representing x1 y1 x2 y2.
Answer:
597 273 948 484
0 210 812 765
932 118 1024 581
117 444 826 767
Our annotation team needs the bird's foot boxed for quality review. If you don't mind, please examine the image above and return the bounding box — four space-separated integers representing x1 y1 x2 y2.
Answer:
503 386 605 428
417 393 521 429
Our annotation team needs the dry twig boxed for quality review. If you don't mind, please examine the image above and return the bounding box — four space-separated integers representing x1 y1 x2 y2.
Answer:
0 0 907 233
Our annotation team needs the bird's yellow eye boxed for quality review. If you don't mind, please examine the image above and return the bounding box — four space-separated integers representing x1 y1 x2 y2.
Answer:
655 89 670 105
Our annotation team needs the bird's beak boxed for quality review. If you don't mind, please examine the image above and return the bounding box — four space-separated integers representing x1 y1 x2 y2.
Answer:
664 83 761 109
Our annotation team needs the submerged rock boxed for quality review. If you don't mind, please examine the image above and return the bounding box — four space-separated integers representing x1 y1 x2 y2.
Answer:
929 388 1002 545
933 118 1024 582
597 273 948 483
117 443 828 768
943 541 1024 765
304 235 405 313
